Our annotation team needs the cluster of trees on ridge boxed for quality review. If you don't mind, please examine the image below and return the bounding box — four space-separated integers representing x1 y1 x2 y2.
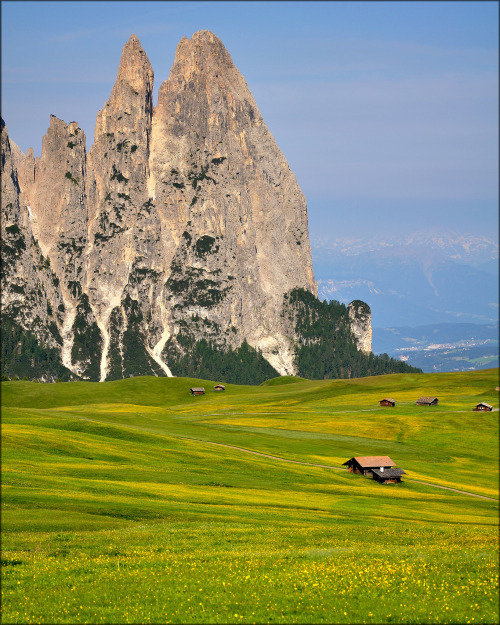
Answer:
286 288 422 379
164 336 279 385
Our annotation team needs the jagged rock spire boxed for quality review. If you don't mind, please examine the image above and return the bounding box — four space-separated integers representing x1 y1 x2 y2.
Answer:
150 30 317 374
156 29 262 139
1 32 327 381
94 34 154 141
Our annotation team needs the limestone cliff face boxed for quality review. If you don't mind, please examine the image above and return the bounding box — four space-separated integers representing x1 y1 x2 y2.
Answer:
348 300 372 354
85 34 169 380
2 31 369 382
16 115 92 377
150 30 317 374
1 119 65 362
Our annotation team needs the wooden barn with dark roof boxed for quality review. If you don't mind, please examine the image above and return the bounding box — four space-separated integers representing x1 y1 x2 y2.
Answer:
190 387 205 396
342 456 407 483
473 402 493 411
379 398 396 407
371 468 406 484
416 396 438 406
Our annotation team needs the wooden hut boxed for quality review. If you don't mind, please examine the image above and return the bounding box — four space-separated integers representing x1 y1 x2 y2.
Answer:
214 384 226 391
416 396 438 406
379 398 396 407
473 402 493 412
371 467 406 484
342 456 396 477
190 387 205 396
342 456 406 483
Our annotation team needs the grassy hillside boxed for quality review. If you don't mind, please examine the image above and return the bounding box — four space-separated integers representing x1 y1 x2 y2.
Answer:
2 369 498 623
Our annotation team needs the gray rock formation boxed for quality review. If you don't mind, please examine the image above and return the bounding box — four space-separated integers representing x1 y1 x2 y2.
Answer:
1 118 66 363
348 300 372 354
150 30 317 375
1 31 371 381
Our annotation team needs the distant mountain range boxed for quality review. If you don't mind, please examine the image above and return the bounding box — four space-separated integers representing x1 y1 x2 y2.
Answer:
312 233 498 328
372 321 498 373
373 321 499 351
312 232 498 265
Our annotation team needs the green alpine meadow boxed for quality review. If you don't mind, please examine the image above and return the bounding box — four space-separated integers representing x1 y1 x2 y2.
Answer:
1 368 498 624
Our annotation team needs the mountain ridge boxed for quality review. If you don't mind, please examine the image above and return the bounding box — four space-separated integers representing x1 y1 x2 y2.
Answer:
1 32 421 383
314 237 498 328
312 232 499 264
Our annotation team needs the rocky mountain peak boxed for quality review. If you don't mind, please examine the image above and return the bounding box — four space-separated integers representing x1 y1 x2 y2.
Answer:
29 115 86 257
170 30 235 79
94 34 153 141
149 30 317 374
348 300 373 354
114 33 153 94
8 136 25 162
156 29 260 135
1 33 378 383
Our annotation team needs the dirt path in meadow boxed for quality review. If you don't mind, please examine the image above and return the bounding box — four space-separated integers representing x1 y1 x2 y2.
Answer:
177 436 348 470
402 479 497 501
178 436 498 502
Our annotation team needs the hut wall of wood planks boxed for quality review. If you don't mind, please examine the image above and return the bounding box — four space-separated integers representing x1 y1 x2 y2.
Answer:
379 398 396 407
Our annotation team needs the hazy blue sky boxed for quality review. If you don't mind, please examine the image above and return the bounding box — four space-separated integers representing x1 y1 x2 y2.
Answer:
2 1 498 240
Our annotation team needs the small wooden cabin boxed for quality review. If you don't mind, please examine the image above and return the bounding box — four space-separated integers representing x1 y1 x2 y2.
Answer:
416 396 438 406
214 384 226 391
190 387 205 396
379 398 396 407
342 456 396 477
473 402 493 412
343 456 406 483
371 468 406 484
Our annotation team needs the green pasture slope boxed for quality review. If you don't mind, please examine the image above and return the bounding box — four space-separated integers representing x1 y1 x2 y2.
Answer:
2 369 498 624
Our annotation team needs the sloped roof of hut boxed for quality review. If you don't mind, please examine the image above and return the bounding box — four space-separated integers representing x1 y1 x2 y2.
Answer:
371 468 406 478
355 456 395 467
342 456 395 467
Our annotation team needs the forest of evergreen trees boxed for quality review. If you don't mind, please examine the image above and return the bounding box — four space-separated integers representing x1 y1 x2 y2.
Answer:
1 315 76 381
1 290 421 383
164 336 279 385
286 288 422 379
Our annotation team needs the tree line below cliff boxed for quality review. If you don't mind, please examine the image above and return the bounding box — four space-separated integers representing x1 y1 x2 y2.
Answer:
1 291 421 384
